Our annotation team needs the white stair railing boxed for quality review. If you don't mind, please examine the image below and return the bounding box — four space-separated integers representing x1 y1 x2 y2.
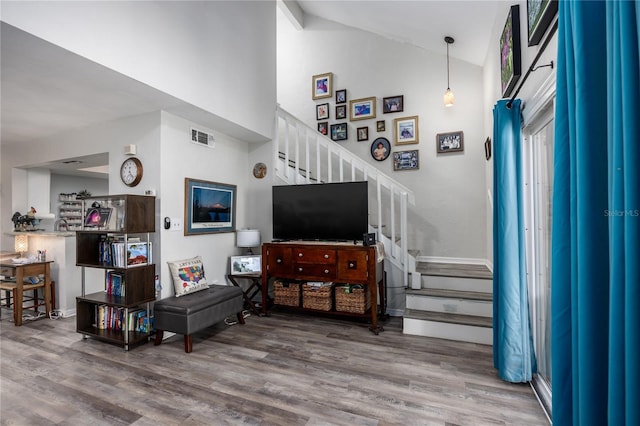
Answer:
274 106 416 287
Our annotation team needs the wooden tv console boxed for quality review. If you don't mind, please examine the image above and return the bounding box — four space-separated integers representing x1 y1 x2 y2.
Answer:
261 241 385 334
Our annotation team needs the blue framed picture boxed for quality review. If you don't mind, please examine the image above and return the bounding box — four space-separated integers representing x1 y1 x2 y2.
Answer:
185 178 236 235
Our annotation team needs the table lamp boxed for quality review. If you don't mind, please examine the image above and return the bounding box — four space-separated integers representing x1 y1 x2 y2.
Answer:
236 229 261 254
15 234 28 257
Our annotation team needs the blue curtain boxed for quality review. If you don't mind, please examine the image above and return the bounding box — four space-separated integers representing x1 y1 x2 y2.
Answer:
492 99 536 383
552 1 640 425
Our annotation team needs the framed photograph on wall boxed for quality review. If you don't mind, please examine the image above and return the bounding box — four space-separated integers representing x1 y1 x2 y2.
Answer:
436 131 464 153
330 123 348 141
349 97 376 121
371 137 391 161
527 0 558 46
185 178 236 235
377 120 385 132
393 150 419 171
383 95 404 113
357 126 369 142
394 115 419 145
318 122 328 136
500 5 522 98
336 89 347 104
485 137 492 160
336 105 347 120
316 103 329 120
312 72 333 100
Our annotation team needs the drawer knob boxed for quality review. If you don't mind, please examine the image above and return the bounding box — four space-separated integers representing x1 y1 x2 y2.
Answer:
298 267 303 272
324 254 329 259
324 269 329 274
276 258 282 264
298 253 303 257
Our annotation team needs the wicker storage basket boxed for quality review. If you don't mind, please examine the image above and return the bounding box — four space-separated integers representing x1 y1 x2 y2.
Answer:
274 280 301 307
302 282 333 311
335 284 371 314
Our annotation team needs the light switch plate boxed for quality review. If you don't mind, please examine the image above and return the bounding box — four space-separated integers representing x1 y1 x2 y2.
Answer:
170 217 182 231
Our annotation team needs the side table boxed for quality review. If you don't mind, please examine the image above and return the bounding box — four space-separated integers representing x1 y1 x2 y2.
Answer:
226 273 265 316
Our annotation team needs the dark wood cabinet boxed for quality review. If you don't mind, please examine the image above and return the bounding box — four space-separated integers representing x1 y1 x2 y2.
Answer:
261 242 385 333
76 194 156 350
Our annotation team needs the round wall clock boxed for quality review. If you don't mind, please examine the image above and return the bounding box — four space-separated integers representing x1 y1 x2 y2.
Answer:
120 157 143 187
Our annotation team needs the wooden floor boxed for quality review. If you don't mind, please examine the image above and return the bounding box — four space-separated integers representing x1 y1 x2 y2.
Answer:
0 309 548 425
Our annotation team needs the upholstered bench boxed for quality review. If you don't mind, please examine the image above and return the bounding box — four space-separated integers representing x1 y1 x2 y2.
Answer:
154 284 244 353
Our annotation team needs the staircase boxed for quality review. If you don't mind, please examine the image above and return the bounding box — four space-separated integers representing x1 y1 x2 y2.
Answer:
273 107 494 345
403 261 493 345
274 106 416 288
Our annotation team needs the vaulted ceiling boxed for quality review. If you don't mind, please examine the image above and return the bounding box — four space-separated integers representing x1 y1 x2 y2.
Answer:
1 1 505 176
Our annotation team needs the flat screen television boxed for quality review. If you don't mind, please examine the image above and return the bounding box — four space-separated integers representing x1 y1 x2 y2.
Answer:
272 181 368 242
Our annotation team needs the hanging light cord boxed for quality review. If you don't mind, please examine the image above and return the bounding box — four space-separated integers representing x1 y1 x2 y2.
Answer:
446 42 451 89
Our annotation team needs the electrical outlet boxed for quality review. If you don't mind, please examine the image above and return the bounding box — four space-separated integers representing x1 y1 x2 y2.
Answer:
170 217 182 231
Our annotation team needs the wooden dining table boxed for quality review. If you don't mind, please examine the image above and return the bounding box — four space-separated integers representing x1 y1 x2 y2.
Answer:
0 260 52 326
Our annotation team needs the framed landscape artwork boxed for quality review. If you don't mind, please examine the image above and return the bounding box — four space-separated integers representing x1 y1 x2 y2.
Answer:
312 72 333 100
185 178 236 235
500 5 521 98
527 0 558 46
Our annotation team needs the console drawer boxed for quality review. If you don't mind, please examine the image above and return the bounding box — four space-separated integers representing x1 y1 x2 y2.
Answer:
292 247 336 264
293 263 336 280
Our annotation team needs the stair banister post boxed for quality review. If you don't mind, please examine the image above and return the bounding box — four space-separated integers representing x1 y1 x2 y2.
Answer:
401 191 408 288
376 180 383 244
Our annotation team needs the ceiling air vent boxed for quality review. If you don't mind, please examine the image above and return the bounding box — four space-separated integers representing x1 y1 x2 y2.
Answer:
190 127 215 148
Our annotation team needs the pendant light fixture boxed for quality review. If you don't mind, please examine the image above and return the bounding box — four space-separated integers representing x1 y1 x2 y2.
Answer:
444 36 455 107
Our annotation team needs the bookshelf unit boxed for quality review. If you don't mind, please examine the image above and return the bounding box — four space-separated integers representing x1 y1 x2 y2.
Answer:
76 194 156 351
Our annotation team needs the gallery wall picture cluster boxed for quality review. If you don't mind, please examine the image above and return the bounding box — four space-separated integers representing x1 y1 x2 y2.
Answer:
312 72 425 171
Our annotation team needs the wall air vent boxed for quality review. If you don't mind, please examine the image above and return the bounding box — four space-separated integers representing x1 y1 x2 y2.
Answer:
190 127 215 148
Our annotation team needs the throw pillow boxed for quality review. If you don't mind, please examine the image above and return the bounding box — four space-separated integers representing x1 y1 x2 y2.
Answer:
167 256 209 297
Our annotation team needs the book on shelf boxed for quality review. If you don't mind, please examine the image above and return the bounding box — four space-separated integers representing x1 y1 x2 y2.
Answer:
98 237 152 268
127 242 150 267
106 271 125 297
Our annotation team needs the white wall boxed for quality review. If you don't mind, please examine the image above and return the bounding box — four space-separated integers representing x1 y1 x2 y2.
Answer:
158 111 269 299
277 12 487 260
1 0 277 140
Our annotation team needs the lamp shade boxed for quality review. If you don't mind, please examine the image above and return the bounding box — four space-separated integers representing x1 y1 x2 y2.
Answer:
236 229 261 248
444 88 455 107
15 234 28 254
